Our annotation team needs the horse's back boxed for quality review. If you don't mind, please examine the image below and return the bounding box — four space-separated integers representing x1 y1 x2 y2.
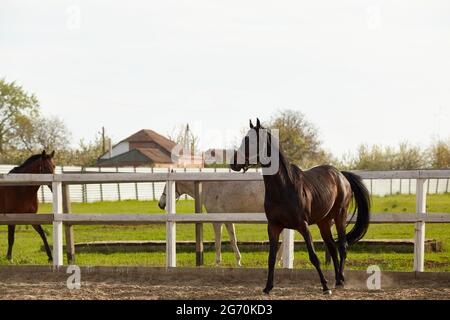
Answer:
297 165 351 223
204 181 265 213
301 165 349 189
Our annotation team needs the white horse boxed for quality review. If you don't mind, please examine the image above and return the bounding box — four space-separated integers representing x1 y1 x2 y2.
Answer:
158 180 283 266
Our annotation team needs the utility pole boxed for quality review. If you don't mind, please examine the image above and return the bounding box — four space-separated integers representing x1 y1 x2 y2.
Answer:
102 127 106 154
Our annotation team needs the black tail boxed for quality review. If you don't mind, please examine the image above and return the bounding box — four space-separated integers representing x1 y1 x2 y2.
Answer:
341 171 371 246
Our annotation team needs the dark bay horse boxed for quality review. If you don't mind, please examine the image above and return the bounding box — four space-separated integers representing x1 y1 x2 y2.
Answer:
230 119 370 295
1 151 55 262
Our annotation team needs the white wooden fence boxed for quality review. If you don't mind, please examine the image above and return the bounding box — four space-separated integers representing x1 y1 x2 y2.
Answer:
2 164 450 203
1 170 450 272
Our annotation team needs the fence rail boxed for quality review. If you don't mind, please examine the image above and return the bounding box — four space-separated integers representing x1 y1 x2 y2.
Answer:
1 165 450 203
0 170 450 272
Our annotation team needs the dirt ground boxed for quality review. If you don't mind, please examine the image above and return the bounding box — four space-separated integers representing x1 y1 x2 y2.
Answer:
0 267 449 300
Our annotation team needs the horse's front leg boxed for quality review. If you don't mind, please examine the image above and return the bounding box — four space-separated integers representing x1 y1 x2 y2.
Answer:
263 223 282 294
212 223 223 265
7 225 16 262
224 223 242 266
275 239 284 266
298 221 331 295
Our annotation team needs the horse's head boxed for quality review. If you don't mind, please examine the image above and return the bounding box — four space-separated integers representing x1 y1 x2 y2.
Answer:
230 118 267 172
158 183 181 210
11 150 56 174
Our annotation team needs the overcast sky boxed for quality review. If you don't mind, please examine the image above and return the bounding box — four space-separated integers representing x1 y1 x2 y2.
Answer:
1 0 449 157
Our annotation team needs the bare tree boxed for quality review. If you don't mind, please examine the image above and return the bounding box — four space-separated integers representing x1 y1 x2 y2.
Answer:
168 123 199 154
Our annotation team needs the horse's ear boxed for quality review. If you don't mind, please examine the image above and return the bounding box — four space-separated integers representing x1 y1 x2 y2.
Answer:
50 151 55 158
249 120 254 129
256 118 261 128
42 150 46 156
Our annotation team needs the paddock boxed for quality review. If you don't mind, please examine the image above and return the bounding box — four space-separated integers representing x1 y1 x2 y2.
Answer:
1 170 450 299
1 266 450 300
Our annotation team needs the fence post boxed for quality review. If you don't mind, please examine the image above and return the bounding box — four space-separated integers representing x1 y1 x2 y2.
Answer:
52 181 63 267
41 186 46 203
133 166 139 200
151 167 156 200
195 181 204 266
81 167 87 203
166 179 176 268
63 184 75 264
282 229 294 269
98 167 104 202
116 167 121 201
414 178 426 272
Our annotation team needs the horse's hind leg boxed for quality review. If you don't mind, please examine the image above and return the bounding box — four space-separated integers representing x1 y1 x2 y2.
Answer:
335 216 348 283
225 223 242 266
318 221 342 288
32 225 53 262
213 223 223 265
7 225 16 261
298 221 331 294
263 223 282 294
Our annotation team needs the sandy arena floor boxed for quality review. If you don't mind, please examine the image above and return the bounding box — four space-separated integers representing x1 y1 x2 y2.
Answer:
0 267 449 300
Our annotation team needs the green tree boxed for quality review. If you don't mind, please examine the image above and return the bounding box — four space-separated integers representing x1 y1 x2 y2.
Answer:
348 143 426 170
0 79 39 152
69 133 110 167
269 109 332 168
14 115 71 153
393 142 425 169
429 140 450 169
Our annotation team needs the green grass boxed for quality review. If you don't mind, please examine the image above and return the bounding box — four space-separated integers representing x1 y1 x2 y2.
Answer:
0 194 449 271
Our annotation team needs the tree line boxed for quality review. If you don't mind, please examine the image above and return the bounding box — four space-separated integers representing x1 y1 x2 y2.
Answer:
269 109 450 170
1 78 449 169
0 79 106 166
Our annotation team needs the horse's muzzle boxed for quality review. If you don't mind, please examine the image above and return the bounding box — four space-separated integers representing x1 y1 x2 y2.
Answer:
230 162 245 172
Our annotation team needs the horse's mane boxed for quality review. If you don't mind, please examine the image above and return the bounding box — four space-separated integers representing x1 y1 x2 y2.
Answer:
9 154 42 173
266 128 302 185
267 127 334 200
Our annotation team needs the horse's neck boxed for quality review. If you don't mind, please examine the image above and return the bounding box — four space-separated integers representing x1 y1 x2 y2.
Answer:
262 149 296 199
178 181 196 198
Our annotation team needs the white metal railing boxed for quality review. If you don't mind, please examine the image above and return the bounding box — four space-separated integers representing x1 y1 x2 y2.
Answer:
1 170 450 272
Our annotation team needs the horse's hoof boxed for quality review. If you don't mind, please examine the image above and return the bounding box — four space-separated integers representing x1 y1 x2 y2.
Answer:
237 261 242 267
263 286 273 295
335 282 345 289
323 289 332 295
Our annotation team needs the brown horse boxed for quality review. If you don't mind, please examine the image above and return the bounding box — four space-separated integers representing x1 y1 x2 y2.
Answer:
1 151 55 262
230 119 370 295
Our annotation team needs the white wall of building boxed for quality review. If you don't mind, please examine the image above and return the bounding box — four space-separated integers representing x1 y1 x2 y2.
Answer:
100 142 129 159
